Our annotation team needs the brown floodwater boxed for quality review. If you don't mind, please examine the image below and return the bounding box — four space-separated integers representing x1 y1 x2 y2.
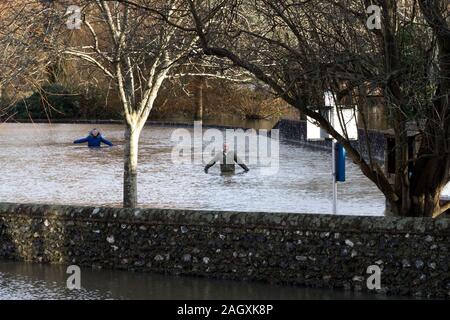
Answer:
0 122 428 300
0 122 387 215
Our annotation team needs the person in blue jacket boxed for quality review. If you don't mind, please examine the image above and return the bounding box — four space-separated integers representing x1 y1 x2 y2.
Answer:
73 128 113 147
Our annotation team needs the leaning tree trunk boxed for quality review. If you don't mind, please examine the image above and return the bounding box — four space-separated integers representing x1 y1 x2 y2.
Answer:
123 123 142 208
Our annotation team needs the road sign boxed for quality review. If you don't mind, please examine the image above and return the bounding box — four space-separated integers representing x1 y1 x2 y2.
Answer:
307 91 358 141
306 91 358 214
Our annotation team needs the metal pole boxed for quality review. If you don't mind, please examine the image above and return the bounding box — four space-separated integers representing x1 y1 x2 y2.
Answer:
332 139 337 214
331 96 338 214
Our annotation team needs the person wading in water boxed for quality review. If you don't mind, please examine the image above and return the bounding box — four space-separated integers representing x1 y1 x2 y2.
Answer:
204 143 249 174
73 128 113 148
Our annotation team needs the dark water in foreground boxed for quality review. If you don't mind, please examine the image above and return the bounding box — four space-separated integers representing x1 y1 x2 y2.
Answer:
0 260 394 300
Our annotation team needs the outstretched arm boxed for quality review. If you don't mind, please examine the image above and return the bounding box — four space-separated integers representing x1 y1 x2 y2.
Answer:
204 161 215 173
234 154 249 172
100 136 113 146
204 153 221 173
73 137 89 144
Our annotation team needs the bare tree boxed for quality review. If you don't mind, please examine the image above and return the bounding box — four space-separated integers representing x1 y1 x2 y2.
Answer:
56 0 197 207
0 0 53 119
184 0 449 217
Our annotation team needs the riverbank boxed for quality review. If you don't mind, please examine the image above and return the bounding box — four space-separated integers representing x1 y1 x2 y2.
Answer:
0 203 448 298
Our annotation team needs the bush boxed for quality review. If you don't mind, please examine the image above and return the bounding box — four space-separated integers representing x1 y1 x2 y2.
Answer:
13 84 80 120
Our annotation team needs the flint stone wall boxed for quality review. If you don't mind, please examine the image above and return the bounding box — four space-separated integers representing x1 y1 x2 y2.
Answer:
0 202 449 298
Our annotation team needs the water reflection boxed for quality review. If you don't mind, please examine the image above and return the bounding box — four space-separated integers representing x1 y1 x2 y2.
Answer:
0 260 394 300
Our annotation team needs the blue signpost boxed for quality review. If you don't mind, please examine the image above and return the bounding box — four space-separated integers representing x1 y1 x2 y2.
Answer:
331 141 346 214
335 143 346 182
307 91 357 214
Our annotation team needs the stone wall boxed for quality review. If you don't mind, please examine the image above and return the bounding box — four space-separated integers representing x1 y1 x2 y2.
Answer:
0 203 449 298
274 119 387 162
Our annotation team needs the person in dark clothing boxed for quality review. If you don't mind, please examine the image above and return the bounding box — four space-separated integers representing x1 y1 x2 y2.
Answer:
73 128 113 147
204 143 249 173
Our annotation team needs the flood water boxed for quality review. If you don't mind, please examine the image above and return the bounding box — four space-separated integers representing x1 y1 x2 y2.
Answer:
0 259 394 300
0 123 387 215
0 123 429 300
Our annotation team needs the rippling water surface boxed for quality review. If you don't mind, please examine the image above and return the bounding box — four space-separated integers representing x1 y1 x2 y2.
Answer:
0 123 433 300
0 259 398 300
0 123 389 215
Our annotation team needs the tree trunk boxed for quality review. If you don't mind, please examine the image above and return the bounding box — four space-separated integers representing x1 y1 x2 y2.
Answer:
410 165 445 218
410 191 442 218
409 137 450 217
194 76 205 121
123 123 141 208
380 1 413 216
